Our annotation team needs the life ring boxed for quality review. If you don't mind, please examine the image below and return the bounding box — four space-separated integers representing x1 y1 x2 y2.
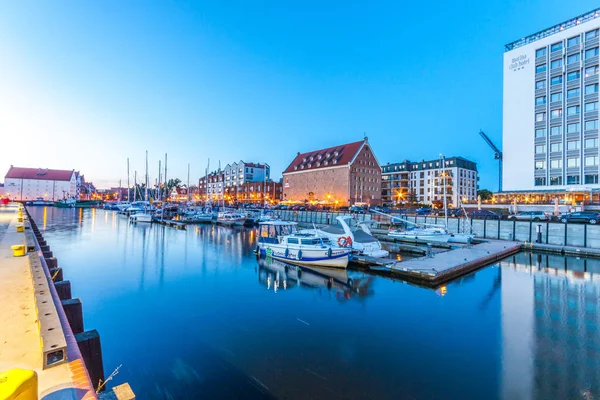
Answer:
337 236 353 247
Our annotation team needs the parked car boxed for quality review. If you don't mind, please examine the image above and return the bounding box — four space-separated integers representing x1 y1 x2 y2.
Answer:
468 209 501 219
559 212 600 224
415 207 432 215
508 211 550 221
350 205 366 214
433 208 465 218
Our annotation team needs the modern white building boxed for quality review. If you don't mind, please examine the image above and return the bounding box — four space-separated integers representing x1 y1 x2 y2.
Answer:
3 166 81 201
504 8 600 192
381 157 478 206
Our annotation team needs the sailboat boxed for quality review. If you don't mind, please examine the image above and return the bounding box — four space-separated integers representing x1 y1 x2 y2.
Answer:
130 151 153 223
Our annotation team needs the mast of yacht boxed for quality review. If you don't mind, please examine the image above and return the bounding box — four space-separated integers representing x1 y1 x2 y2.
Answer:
162 153 167 221
205 159 210 206
263 163 266 208
134 171 138 202
158 160 162 202
440 154 449 228
145 151 149 211
187 163 191 203
127 158 130 202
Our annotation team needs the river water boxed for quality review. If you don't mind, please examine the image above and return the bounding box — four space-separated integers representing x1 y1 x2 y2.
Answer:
28 207 600 399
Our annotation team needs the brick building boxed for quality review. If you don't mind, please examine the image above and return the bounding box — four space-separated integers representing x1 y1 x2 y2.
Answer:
282 138 382 206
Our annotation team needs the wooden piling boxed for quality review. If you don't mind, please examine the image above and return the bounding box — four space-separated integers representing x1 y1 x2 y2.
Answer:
61 298 84 334
49 267 63 282
75 330 105 391
54 281 72 300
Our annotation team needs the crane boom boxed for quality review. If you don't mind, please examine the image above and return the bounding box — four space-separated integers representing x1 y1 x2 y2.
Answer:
479 130 502 158
478 130 503 192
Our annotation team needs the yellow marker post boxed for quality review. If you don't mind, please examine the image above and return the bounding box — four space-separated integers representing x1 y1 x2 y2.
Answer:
16 224 24 233
0 368 38 400
17 217 23 223
11 245 25 257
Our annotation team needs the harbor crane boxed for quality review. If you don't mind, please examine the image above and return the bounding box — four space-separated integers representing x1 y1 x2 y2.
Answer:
479 130 503 192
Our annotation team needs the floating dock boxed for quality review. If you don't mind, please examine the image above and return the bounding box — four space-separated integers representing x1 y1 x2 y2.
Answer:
152 218 187 230
381 239 522 287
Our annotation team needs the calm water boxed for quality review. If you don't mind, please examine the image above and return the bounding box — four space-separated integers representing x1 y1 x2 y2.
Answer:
29 207 600 400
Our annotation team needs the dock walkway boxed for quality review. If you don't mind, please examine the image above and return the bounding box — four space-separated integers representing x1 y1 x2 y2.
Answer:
0 204 95 399
385 239 522 286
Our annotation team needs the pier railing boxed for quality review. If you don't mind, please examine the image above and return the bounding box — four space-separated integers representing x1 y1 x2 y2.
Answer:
278 210 600 250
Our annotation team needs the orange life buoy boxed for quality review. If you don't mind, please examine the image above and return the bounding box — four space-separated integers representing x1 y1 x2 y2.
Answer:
337 236 353 247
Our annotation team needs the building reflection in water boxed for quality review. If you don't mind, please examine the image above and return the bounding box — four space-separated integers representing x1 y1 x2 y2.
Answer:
257 256 374 302
501 252 600 399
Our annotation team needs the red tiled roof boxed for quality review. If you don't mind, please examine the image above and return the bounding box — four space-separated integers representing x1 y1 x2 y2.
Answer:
283 140 365 174
5 166 75 181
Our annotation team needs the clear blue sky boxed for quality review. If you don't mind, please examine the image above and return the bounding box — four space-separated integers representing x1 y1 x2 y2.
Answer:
1 1 597 189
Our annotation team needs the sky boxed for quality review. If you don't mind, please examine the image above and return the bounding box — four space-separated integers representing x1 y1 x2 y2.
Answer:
1 1 598 190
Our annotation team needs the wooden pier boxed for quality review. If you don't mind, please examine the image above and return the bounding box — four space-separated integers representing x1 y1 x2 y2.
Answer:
380 240 522 287
153 218 187 230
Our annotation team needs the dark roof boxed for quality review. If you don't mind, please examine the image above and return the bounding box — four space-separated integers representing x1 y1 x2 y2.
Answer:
283 140 364 174
5 166 75 181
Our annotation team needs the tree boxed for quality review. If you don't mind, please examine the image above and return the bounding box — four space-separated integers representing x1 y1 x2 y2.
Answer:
167 178 182 194
478 189 493 201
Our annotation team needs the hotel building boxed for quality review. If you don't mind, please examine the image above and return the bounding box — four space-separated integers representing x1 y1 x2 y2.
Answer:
381 157 478 206
503 8 600 201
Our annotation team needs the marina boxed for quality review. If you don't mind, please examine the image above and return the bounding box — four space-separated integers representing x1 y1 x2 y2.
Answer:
17 206 600 399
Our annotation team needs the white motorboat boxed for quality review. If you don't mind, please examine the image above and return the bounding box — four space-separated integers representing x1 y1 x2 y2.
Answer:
129 209 152 223
388 226 452 243
300 216 389 258
217 212 246 226
188 213 213 223
256 221 351 269
448 233 475 244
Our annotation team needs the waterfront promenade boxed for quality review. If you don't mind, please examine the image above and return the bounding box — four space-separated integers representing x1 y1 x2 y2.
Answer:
0 204 96 399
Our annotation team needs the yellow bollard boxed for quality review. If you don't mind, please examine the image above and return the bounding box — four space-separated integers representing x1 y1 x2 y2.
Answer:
16 225 24 233
11 245 25 257
17 217 23 223
0 368 38 400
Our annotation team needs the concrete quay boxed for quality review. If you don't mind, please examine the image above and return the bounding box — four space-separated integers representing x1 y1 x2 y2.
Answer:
384 240 522 287
0 203 96 399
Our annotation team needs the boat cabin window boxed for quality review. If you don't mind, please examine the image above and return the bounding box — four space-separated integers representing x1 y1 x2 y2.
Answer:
287 238 299 244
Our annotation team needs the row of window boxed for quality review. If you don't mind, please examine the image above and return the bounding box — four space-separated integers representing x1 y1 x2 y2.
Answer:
535 29 599 58
534 137 600 151
536 65 600 89
535 174 599 186
535 111 599 128
537 48 599 72
535 155 599 169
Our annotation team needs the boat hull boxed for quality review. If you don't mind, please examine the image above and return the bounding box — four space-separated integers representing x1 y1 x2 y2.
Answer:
130 214 152 223
388 232 451 243
257 244 349 269
448 234 475 244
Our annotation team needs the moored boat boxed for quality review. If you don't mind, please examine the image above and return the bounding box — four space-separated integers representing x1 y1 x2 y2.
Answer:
388 226 452 243
300 216 389 258
256 221 351 269
216 212 246 226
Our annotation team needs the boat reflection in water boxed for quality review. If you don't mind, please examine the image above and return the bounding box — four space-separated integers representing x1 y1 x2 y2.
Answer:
257 256 373 300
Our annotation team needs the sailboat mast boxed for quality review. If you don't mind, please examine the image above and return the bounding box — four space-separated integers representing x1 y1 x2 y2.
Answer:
187 163 190 203
145 151 149 203
134 171 137 202
441 154 448 227
263 163 266 208
162 153 167 221
158 160 162 202
127 158 130 202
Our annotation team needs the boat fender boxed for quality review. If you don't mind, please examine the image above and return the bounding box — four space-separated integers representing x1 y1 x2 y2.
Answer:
328 248 332 257
255 245 260 255
347 278 353 287
297 269 302 278
297 250 302 260
284 248 289 258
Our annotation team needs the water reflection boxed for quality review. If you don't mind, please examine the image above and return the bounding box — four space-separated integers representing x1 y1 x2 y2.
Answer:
257 257 374 301
25 208 600 400
501 252 600 400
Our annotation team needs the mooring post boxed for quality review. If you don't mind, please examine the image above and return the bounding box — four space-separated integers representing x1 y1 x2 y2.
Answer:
536 224 542 243
62 298 84 334
75 329 105 391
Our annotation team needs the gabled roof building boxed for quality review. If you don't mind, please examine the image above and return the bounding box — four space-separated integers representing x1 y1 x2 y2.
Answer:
3 166 81 201
282 138 382 206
